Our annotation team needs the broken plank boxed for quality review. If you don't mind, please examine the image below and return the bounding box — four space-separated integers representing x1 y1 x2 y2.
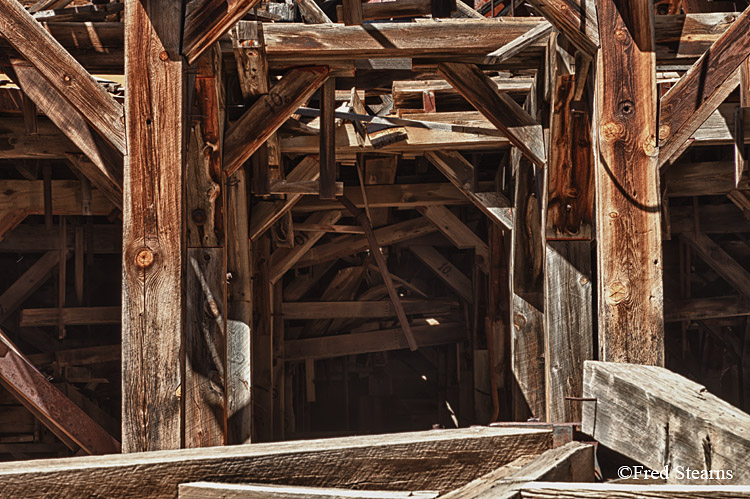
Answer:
582 360 750 484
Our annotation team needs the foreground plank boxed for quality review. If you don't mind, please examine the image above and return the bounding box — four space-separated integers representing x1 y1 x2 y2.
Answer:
443 442 594 499
180 483 439 499
521 483 750 498
582 361 750 484
0 427 552 498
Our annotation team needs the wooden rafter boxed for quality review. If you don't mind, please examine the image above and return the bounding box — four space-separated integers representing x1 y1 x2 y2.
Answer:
524 0 598 55
183 0 262 64
0 0 125 154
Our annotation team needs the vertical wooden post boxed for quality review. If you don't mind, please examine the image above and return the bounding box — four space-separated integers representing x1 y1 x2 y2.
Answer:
184 44 227 448
252 234 273 441
226 165 253 444
272 283 285 441
319 78 337 200
737 58 750 188
122 0 186 452
594 0 664 365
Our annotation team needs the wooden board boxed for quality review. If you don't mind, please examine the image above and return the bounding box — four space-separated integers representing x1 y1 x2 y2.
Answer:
283 300 457 319
180 483 439 499
594 0 664 365
0 427 552 498
582 361 750 484
410 246 473 303
521 483 750 498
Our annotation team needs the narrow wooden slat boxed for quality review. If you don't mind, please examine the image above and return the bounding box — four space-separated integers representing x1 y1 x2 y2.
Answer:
319 78 337 199
20 306 119 326
0 0 125 153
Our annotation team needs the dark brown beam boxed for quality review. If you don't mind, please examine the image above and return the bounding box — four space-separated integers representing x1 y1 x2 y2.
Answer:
319 78 337 200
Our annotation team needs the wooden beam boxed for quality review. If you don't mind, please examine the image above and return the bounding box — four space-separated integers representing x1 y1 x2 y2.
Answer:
417 205 489 273
286 322 465 361
0 180 110 215
582 360 750 484
269 181 343 195
0 427 552 498
0 0 125 154
294 217 437 268
8 60 123 209
525 0 598 56
484 21 555 65
438 63 546 167
269 210 342 284
425 151 513 229
122 0 186 453
521 483 750 498
659 6 750 167
20 306 119 327
249 156 321 241
442 442 594 499
680 231 750 302
183 0 261 64
295 0 332 23
410 245 473 303
340 196 418 350
179 483 440 499
594 0 663 365
319 78 337 199
393 78 533 112
665 296 750 322
224 67 329 177
0 251 62 324
671 203 750 234
282 299 457 319
225 165 253 445
0 329 119 455
252 234 273 442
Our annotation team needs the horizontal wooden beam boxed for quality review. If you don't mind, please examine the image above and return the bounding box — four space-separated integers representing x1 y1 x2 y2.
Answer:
269 181 344 195
393 78 533 110
286 322 466 361
665 161 735 196
582 361 750 484
670 204 750 234
283 299 458 319
0 180 112 216
20 306 120 327
0 224 121 253
0 427 552 498
0 329 120 455
665 296 750 322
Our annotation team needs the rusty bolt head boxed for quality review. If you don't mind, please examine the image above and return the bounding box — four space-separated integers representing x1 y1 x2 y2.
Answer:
135 248 154 269
192 209 207 226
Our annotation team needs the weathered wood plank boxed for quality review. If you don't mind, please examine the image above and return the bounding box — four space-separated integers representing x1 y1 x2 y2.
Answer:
417 205 489 273
679 231 750 302
179 483 439 499
659 6 750 166
0 427 552 498
183 0 261 64
442 442 594 499
0 329 120 455
521 483 750 498
122 0 186 453
410 245 473 303
294 183 472 212
286 323 465 361
20 306 119 326
582 361 750 484
252 235 273 442
524 0 598 56
594 0 664 365
665 296 750 322
438 63 546 167
0 0 125 153
224 67 329 176
0 251 61 324
282 299 457 319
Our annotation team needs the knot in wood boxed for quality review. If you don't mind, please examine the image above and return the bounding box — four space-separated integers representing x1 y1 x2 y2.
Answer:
643 135 658 157
601 121 624 142
62 74 72 84
192 209 207 226
615 29 628 41
135 248 155 269
659 124 671 140
159 51 169 61
607 280 629 304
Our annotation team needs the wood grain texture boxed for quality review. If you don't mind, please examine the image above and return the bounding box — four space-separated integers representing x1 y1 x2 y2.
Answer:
122 0 186 453
665 296 750 322
224 67 329 176
544 241 592 423
179 483 439 499
659 6 750 166
0 0 125 153
438 63 546 167
183 0 261 64
20 306 119 326
0 180 110 215
252 235 273 442
594 0 664 365
0 427 551 498
582 361 750 484
320 78 337 199
521 483 750 498
525 0 599 55
0 329 120 455
286 323 465 361
443 442 594 499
